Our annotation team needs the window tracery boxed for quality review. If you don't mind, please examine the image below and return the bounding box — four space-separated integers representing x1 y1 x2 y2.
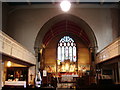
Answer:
57 36 76 62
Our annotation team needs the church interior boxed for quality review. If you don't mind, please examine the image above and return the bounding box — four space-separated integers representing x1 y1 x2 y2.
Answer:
0 0 120 89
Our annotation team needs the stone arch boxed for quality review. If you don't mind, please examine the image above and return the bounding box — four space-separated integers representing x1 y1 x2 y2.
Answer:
34 14 97 51
34 14 98 71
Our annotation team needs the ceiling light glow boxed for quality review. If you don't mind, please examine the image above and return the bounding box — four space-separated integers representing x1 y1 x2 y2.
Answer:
7 61 12 67
60 0 71 12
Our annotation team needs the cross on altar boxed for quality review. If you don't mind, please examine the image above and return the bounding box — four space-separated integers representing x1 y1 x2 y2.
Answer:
30 74 33 80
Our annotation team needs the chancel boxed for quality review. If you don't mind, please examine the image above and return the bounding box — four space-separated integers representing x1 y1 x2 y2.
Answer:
0 0 120 90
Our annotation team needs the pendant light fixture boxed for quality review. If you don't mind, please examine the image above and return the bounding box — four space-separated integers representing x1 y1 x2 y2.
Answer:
60 0 71 12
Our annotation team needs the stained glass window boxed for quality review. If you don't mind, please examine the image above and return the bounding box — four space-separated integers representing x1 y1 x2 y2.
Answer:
57 36 76 62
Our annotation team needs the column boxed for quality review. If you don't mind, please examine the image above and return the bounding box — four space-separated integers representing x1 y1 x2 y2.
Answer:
113 63 119 84
89 47 96 76
118 62 120 83
0 57 2 89
34 47 39 74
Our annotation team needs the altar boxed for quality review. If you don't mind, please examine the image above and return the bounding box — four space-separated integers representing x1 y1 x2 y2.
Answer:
57 72 79 88
4 67 28 88
56 59 79 88
61 74 78 82
4 81 26 88
5 81 26 86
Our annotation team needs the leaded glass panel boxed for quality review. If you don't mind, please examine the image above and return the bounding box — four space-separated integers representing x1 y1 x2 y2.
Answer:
57 36 76 62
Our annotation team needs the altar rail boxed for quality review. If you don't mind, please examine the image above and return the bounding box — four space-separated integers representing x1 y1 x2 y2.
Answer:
96 37 120 64
0 30 36 65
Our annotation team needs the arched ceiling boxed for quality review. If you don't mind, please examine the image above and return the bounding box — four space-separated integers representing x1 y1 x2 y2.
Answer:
42 20 90 46
34 14 97 51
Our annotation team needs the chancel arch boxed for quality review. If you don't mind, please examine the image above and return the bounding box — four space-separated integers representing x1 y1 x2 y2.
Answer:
34 14 97 51
34 14 97 87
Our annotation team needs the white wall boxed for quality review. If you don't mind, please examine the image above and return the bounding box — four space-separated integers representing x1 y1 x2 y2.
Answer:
0 2 1 30
5 6 117 53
